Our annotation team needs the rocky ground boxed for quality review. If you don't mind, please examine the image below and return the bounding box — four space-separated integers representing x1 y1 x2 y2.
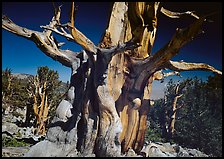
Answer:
2 102 209 157
2 103 44 157
2 147 30 157
2 141 209 157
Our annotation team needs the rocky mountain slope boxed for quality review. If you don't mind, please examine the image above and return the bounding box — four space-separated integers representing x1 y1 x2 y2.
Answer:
2 73 210 157
2 102 209 157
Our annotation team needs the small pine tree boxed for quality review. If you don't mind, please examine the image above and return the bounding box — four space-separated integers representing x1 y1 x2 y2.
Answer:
27 66 62 135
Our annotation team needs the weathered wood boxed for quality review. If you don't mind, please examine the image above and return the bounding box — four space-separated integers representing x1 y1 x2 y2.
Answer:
160 7 199 19
166 60 222 75
27 76 49 135
69 2 97 53
2 2 222 157
2 15 79 68
168 84 183 138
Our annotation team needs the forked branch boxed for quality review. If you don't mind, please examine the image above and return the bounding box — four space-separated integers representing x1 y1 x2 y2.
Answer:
2 14 79 68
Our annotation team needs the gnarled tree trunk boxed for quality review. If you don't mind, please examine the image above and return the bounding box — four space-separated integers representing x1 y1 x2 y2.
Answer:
2 2 222 157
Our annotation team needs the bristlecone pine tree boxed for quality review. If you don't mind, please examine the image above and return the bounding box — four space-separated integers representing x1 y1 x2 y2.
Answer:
163 81 186 141
2 2 222 157
27 66 61 136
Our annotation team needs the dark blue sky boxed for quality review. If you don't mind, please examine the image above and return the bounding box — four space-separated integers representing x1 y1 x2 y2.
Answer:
2 2 222 98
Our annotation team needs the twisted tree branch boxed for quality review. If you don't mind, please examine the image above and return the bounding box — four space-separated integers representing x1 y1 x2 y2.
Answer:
150 16 206 69
68 2 97 53
160 7 199 19
2 14 80 68
165 60 222 75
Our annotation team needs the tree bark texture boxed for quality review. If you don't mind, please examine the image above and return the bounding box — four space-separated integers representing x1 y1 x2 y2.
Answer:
2 2 222 157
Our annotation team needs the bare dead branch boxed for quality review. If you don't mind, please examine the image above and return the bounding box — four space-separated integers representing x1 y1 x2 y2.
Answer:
44 5 62 37
164 70 181 78
149 16 206 69
2 15 80 68
121 7 221 91
40 24 74 41
152 70 181 82
160 7 199 19
41 24 140 63
68 2 97 53
166 60 222 75
2 15 34 39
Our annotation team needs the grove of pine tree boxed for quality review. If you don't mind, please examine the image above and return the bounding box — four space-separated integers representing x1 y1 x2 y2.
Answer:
148 75 222 157
2 67 63 133
2 2 222 157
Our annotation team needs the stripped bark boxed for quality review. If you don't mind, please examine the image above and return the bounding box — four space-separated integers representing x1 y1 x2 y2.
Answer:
27 76 49 135
2 2 222 157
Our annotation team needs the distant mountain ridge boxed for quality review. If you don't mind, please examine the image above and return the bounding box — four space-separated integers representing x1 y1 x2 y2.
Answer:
12 73 33 80
11 73 68 94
